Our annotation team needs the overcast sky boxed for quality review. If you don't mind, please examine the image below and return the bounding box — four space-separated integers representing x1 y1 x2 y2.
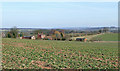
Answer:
2 2 118 28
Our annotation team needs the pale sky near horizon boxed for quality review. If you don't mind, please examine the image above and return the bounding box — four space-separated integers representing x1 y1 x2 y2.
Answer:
2 2 118 28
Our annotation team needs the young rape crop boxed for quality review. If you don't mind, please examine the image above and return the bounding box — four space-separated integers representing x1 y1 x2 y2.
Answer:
2 38 118 69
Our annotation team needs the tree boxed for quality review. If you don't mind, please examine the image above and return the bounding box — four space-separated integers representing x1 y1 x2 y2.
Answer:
34 29 51 35
20 32 23 37
10 26 18 38
54 31 61 40
6 32 12 38
103 27 109 33
98 29 102 33
6 26 19 38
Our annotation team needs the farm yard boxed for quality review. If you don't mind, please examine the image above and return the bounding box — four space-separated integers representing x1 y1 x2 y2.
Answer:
2 38 118 69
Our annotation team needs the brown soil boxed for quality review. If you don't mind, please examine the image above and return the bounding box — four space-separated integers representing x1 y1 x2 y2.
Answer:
30 60 52 69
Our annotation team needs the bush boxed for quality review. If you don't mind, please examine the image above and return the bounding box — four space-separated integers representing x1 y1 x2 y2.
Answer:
6 32 12 38
61 38 66 41
69 39 72 41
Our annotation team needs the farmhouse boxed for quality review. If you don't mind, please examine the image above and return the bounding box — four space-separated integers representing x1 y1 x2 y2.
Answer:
37 33 46 39
2 33 6 38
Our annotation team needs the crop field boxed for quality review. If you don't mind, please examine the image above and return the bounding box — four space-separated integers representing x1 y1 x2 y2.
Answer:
2 38 118 69
91 33 118 41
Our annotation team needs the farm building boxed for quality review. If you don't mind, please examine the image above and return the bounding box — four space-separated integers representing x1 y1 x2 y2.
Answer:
46 36 53 40
22 36 36 40
2 33 6 38
37 33 46 39
76 38 87 42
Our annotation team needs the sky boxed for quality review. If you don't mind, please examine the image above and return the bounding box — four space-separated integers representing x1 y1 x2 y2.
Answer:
2 2 118 28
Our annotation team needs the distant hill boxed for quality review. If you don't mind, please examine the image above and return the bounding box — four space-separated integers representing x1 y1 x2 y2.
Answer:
57 27 118 31
0 27 118 32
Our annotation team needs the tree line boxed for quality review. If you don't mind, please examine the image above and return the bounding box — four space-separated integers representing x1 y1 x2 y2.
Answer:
5 26 111 39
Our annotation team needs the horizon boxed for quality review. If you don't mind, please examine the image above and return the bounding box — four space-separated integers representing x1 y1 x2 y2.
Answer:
1 26 118 29
2 2 118 28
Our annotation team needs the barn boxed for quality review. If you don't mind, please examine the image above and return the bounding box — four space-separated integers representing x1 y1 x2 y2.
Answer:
76 38 87 42
22 36 35 40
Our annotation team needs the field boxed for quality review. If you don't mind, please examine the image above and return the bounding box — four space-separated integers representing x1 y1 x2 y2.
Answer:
90 33 118 41
2 38 118 69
